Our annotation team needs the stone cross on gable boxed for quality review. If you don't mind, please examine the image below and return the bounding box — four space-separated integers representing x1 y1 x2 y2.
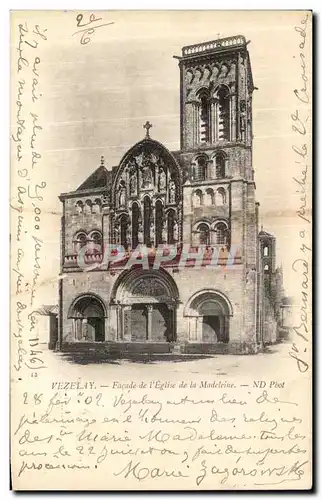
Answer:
143 121 153 138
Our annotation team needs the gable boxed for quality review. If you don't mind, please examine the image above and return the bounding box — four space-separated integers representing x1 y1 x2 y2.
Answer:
76 165 110 191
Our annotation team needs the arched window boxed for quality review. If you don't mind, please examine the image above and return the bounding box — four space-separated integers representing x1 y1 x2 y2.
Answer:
214 222 228 245
263 246 269 257
92 198 102 214
197 89 210 143
193 189 203 207
155 200 164 246
131 203 140 249
75 201 83 214
193 156 207 181
167 210 176 244
88 230 102 253
73 232 87 253
197 223 210 245
205 188 214 206
120 215 128 250
214 85 230 142
84 200 92 215
214 152 226 179
143 197 152 246
215 187 226 206
264 264 269 273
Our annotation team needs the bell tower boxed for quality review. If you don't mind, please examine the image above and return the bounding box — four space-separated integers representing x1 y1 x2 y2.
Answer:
175 35 257 268
177 35 254 155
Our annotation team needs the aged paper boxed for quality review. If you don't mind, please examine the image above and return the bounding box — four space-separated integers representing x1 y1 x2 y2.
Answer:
10 10 312 490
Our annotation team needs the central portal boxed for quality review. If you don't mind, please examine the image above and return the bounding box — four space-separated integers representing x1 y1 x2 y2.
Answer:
111 269 179 342
131 304 172 342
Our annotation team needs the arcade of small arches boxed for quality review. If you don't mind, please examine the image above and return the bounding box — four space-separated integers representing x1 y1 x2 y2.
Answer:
67 271 232 344
192 186 227 208
192 219 229 246
73 230 103 254
191 151 227 182
114 199 180 250
74 198 102 215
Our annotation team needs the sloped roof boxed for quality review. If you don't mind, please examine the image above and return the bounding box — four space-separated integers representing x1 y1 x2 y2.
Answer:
76 165 110 191
35 305 58 316
259 229 275 238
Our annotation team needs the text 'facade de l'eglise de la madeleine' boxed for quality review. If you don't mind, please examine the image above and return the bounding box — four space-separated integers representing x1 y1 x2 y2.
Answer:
55 35 287 356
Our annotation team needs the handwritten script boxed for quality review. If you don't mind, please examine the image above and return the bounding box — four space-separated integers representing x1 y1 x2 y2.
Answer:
289 12 311 373
11 19 48 375
12 381 310 489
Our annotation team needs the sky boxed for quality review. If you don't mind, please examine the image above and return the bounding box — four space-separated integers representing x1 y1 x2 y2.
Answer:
10 10 312 302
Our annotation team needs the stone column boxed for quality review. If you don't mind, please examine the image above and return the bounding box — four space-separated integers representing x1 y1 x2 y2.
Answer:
191 101 200 146
104 317 110 341
196 102 200 144
123 305 132 341
72 318 76 340
82 318 88 340
219 316 224 342
196 316 203 341
214 100 219 142
229 95 232 141
210 99 214 143
151 205 156 248
231 94 236 141
102 207 110 256
75 319 81 341
225 316 230 343
189 317 197 341
192 102 197 145
116 304 122 340
147 305 153 341
107 306 118 341
207 159 214 180
168 304 176 342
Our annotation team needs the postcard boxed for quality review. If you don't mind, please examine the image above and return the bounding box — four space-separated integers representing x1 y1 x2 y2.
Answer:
10 10 312 490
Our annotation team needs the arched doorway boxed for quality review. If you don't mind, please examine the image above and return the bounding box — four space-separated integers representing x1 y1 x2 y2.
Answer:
68 294 106 342
111 269 179 342
184 290 232 343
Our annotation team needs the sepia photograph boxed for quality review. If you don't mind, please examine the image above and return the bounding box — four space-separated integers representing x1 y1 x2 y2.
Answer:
10 10 312 491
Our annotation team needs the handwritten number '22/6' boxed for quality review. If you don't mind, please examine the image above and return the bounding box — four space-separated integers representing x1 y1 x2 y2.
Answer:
72 13 115 45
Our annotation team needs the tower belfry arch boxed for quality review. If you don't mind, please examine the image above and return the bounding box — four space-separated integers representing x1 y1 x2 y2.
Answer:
176 34 254 151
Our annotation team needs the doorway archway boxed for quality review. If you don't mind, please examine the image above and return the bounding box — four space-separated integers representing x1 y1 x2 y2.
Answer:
68 294 106 342
111 268 179 342
184 289 232 343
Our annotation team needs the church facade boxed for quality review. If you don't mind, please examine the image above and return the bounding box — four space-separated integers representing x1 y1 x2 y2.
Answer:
56 35 285 355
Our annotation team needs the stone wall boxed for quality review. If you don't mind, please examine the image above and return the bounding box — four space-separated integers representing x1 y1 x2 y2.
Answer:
60 262 257 348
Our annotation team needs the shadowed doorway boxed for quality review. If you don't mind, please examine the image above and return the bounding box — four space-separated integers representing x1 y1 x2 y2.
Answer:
69 295 106 342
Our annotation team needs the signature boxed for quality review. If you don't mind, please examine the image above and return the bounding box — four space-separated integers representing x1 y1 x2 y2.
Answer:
113 460 189 481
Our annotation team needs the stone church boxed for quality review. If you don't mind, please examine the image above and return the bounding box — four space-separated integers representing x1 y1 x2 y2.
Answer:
55 35 285 355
